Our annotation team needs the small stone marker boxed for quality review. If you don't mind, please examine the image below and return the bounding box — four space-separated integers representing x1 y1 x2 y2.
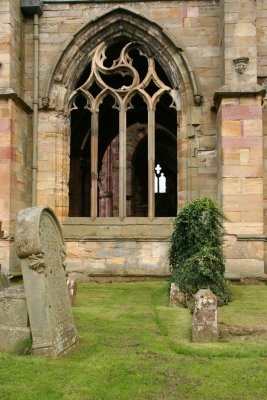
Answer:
15 206 77 358
0 266 10 291
67 278 77 306
192 289 218 342
169 283 185 306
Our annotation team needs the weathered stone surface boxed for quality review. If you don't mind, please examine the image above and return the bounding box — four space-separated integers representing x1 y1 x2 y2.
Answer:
0 285 28 327
169 283 186 306
0 285 31 352
15 206 77 358
0 326 31 352
192 289 218 342
0 268 9 291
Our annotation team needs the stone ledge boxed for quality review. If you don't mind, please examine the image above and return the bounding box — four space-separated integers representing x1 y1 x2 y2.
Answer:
237 234 267 242
63 217 174 240
0 89 32 114
63 217 174 225
213 84 266 110
65 237 171 242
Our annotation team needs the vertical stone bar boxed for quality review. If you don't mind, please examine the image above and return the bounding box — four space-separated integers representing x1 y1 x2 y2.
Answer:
119 109 126 219
148 109 155 219
91 111 98 220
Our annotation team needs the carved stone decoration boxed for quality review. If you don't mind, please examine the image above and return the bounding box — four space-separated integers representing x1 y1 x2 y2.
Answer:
258 77 267 101
233 57 249 74
60 245 67 270
68 41 180 114
28 251 45 273
42 96 50 109
194 94 203 106
258 77 267 89
15 206 77 358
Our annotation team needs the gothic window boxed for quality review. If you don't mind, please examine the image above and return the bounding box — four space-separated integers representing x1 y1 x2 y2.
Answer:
68 41 179 218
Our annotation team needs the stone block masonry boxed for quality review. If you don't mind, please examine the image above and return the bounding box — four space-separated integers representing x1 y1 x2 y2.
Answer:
0 0 266 279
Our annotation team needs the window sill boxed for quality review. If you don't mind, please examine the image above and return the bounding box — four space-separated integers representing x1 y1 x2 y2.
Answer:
62 217 174 241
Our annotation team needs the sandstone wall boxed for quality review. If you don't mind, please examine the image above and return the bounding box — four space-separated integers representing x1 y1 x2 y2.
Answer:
0 0 266 278
257 0 267 273
63 217 172 281
0 0 32 274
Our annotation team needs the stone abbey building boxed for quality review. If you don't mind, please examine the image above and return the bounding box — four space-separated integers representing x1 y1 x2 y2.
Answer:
0 0 267 280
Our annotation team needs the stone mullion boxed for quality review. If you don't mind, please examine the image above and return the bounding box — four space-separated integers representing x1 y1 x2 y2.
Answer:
91 111 98 220
119 107 127 219
148 109 155 219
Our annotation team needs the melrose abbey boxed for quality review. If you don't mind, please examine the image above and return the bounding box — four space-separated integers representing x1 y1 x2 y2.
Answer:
0 0 267 281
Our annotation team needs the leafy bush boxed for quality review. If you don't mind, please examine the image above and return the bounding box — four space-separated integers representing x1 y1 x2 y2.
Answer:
169 196 232 304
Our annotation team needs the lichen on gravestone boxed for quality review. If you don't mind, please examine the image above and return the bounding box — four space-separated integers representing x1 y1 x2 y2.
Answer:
191 289 218 342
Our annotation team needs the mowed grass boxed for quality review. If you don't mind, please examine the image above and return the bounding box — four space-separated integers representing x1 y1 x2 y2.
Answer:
1 282 267 400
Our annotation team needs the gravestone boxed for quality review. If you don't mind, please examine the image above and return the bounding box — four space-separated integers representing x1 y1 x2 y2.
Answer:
192 289 218 342
169 283 186 306
0 285 30 352
15 206 77 358
0 267 10 291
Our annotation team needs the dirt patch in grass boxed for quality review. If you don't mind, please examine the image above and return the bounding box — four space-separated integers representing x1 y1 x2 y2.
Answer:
219 322 267 340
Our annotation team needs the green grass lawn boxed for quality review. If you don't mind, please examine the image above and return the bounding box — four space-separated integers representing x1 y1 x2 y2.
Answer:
1 281 267 400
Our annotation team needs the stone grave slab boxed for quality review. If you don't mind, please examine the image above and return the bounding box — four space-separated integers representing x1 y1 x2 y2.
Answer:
15 206 77 358
192 289 218 342
0 285 31 352
169 282 186 306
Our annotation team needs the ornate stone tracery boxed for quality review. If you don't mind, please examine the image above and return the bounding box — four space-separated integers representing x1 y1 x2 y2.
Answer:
69 42 179 112
68 42 180 219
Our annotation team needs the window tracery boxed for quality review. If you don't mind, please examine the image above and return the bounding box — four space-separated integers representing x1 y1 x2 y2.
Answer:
69 41 179 219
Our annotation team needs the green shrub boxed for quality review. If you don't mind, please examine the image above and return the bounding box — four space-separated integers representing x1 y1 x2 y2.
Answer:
169 196 232 304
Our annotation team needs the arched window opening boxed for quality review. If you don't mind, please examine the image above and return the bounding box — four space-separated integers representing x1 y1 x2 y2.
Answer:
69 94 91 217
69 40 179 218
154 93 177 217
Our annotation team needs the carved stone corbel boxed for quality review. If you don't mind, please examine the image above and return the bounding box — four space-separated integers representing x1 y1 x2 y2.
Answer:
42 96 50 109
233 57 249 74
194 94 203 106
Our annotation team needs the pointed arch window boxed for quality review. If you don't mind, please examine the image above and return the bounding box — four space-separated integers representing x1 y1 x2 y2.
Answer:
69 41 179 219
